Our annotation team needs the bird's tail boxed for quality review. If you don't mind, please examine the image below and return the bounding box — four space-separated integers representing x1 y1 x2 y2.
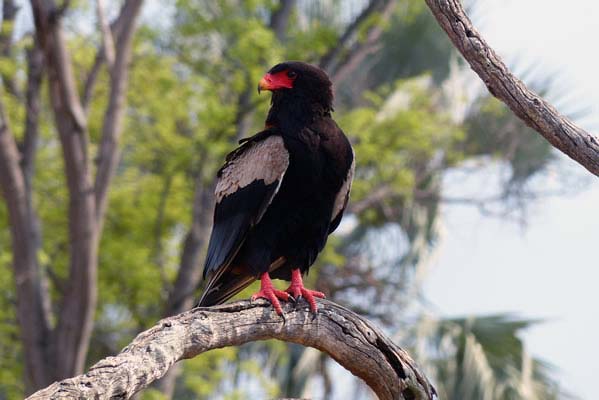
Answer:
196 268 256 307
196 257 287 307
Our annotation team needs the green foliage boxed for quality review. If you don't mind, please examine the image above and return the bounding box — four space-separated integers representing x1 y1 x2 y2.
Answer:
0 0 564 398
343 76 464 225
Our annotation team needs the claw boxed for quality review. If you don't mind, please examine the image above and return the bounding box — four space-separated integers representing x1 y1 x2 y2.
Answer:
251 272 290 315
285 269 326 313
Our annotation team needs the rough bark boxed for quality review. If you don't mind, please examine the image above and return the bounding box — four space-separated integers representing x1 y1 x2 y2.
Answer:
424 0 599 176
28 300 436 400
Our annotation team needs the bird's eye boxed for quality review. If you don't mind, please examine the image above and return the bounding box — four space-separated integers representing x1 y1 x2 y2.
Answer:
287 71 297 78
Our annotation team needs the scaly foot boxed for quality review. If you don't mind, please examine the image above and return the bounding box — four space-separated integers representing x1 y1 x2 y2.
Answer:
285 269 325 313
251 272 290 315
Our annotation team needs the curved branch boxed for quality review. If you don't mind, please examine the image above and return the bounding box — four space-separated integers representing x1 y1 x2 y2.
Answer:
425 0 599 176
27 300 436 400
319 0 389 73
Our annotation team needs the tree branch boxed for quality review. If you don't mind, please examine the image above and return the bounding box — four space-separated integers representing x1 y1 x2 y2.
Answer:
331 0 395 85
95 0 115 70
81 50 103 112
424 0 599 176
20 43 44 193
319 0 395 84
94 0 144 229
82 0 133 111
27 300 436 400
349 184 394 214
319 0 385 72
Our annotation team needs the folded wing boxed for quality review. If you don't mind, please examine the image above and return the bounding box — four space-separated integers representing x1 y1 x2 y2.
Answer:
197 133 289 306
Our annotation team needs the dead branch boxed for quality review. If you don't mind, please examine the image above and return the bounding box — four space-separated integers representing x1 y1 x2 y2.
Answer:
425 0 599 176
27 299 436 400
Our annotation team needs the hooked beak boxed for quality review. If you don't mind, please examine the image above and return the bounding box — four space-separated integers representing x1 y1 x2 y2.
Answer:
257 75 272 94
257 72 294 94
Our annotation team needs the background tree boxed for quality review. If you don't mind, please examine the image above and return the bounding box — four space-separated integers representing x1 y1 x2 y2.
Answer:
0 0 581 398
0 0 143 392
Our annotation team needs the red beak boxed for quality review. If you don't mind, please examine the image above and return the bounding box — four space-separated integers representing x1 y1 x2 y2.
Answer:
258 72 294 93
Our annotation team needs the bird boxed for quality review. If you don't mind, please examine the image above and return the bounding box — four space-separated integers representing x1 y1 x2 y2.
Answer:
197 61 354 315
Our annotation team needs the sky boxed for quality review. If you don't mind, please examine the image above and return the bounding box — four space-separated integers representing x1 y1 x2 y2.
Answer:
424 1 599 399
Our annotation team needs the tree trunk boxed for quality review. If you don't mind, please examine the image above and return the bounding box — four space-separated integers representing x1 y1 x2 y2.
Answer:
31 0 99 378
17 0 144 386
0 102 53 391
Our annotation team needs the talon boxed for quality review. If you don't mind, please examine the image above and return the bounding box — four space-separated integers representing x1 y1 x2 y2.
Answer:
284 269 326 313
251 272 290 315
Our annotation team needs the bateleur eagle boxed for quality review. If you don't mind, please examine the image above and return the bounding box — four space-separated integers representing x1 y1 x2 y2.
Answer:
197 61 354 314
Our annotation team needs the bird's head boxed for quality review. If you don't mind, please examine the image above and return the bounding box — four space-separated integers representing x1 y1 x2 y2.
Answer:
258 61 333 115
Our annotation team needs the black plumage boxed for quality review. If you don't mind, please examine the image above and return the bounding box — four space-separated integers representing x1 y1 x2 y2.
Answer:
198 61 354 313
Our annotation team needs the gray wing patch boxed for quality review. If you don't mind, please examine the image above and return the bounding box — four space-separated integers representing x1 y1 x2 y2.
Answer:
200 134 290 299
215 135 289 203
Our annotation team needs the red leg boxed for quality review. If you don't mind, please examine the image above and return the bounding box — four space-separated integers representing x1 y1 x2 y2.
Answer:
251 272 290 315
285 269 325 313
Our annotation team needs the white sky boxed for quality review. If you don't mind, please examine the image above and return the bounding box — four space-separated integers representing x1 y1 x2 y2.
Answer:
424 1 599 399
